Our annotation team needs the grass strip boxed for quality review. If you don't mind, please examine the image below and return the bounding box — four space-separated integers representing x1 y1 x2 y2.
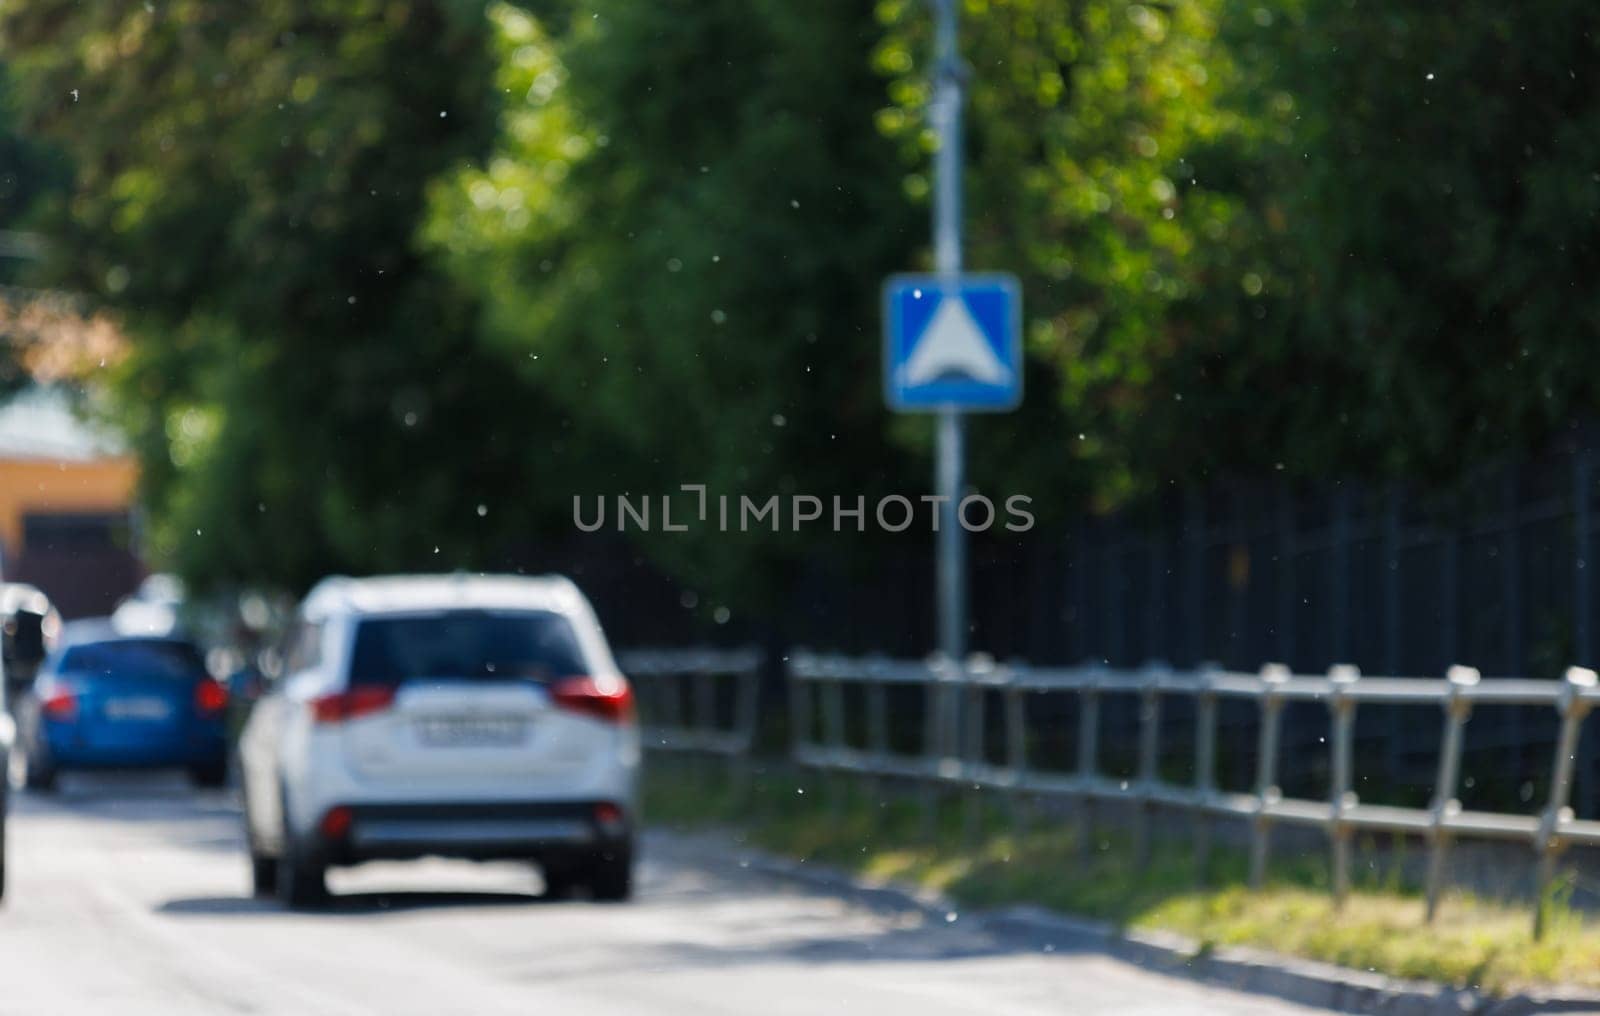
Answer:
643 759 1600 996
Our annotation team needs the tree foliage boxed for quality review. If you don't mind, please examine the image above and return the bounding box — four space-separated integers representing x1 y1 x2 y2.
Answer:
4 0 1600 608
875 0 1600 497
1 1 531 590
0 62 72 392
426 0 923 606
1230 0 1600 480
877 0 1249 503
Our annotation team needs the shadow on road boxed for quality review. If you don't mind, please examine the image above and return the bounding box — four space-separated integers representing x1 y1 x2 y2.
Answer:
153 885 1056 976
13 771 238 819
27 779 1142 985
158 889 559 917
11 772 245 860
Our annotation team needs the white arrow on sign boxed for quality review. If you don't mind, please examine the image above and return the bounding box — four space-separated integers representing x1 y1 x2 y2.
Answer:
899 292 1012 387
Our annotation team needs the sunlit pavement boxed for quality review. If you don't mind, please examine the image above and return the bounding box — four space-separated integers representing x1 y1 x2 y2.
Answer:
0 773 1330 1015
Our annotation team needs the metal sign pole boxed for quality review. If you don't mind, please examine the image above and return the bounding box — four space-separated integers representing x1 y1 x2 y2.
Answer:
932 0 966 661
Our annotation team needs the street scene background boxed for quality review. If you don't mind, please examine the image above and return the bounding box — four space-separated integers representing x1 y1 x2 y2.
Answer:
3 1 1600 1009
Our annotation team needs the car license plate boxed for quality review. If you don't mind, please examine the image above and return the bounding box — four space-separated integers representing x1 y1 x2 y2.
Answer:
104 697 172 721
415 717 527 747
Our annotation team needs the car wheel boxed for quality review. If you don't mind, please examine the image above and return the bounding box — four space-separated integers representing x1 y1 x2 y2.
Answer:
539 862 581 900
274 783 327 909
275 839 327 910
189 758 228 789
240 779 277 898
22 751 55 793
250 852 278 898
587 843 633 902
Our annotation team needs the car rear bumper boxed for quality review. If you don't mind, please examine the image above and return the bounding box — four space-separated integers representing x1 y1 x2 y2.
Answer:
318 800 630 865
44 733 227 769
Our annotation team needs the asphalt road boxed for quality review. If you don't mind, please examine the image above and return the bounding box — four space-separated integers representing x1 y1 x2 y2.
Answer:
0 773 1332 1015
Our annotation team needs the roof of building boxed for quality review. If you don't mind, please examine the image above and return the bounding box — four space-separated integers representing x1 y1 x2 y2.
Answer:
0 386 125 462
58 616 195 648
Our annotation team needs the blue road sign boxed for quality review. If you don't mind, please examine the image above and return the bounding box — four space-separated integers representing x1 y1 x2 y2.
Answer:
883 273 1022 412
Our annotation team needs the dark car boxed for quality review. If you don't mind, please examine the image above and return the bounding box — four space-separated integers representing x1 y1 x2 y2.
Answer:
1 583 59 709
0 610 9 903
19 622 229 791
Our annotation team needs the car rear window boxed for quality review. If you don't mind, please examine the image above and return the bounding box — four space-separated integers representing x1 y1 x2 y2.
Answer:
59 639 206 681
347 611 588 687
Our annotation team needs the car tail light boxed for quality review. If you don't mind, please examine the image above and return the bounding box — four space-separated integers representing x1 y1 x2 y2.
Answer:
41 686 78 722
310 686 396 724
551 675 635 724
194 678 229 717
319 805 353 841
594 801 626 833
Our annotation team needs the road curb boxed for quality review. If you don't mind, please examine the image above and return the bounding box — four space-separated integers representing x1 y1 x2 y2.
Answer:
658 831 1600 1016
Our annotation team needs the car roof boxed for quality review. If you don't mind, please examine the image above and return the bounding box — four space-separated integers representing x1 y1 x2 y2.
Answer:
57 618 195 649
300 573 587 621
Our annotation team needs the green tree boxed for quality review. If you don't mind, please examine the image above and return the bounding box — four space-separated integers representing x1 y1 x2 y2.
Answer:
0 62 73 391
11 0 1591 618
427 0 923 610
877 0 1600 501
1 1 536 590
875 0 1290 505
1226 0 1600 480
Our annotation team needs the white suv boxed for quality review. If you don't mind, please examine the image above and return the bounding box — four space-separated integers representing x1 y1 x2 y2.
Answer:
238 574 639 908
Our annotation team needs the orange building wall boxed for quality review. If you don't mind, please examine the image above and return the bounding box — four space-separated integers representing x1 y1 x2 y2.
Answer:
0 456 139 560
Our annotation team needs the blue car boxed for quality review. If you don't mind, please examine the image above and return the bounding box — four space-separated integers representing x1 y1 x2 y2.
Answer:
21 625 229 790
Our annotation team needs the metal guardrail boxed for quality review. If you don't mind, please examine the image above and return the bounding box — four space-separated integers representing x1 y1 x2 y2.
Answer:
618 648 762 758
788 652 1600 937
